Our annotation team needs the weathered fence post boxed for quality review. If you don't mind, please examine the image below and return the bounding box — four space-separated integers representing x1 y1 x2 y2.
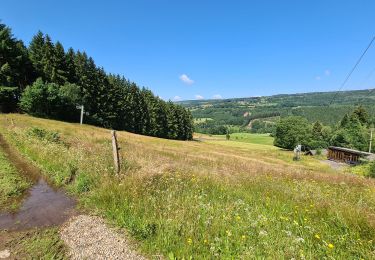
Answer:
111 130 120 174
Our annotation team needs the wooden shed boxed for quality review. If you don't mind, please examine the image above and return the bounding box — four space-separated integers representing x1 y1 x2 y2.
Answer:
327 146 373 165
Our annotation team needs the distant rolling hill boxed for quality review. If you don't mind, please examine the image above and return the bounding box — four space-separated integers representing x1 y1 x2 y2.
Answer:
178 88 375 133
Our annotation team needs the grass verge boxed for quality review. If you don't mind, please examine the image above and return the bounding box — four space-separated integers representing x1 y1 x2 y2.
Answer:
0 147 31 211
1 228 67 259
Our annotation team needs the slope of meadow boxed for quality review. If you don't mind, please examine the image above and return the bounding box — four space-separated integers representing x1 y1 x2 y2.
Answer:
0 114 374 258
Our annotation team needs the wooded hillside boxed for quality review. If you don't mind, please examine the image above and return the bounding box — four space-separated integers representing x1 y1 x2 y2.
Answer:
0 23 193 140
180 89 375 134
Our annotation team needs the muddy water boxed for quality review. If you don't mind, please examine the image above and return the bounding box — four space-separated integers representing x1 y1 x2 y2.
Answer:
0 134 76 231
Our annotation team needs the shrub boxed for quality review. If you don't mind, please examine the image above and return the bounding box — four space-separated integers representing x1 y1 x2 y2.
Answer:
274 116 312 150
27 127 61 143
20 78 80 121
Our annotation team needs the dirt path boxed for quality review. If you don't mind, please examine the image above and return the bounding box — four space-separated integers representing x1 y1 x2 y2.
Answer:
320 159 347 171
60 215 146 260
0 133 76 230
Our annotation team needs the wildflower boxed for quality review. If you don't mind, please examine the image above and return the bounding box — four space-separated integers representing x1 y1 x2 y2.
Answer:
187 238 192 245
236 215 241 221
283 230 292 237
295 237 305 243
328 243 334 249
241 235 246 240
259 230 268 236
226 230 232 237
304 218 307 221
315 234 320 240
203 239 208 244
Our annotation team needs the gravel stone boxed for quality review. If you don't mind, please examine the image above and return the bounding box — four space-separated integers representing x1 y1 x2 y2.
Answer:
60 215 146 260
0 249 10 259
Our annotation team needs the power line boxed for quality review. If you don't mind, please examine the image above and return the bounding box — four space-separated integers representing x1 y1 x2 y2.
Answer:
328 35 375 105
353 66 375 106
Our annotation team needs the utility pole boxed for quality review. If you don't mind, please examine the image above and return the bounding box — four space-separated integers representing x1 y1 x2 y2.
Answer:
370 126 374 153
77 105 84 125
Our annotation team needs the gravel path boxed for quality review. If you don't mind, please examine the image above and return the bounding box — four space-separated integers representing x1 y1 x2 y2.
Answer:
321 159 347 170
60 215 146 260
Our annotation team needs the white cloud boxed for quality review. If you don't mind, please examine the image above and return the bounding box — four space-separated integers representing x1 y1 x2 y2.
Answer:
315 76 321 81
195 94 204 100
213 94 222 99
173 96 182 101
179 74 194 85
325 69 331 76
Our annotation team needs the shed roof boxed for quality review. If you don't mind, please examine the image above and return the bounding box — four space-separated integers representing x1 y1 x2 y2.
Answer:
328 146 372 156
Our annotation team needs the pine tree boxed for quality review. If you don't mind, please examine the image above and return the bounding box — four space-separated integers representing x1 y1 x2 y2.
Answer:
0 23 34 101
352 106 368 125
65 48 77 84
41 34 55 82
340 114 349 127
28 31 45 77
53 41 67 84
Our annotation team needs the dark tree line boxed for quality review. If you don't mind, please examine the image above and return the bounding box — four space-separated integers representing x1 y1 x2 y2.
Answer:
0 23 193 140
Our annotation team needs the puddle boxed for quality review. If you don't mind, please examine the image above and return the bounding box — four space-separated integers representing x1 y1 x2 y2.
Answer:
0 179 76 230
0 134 76 231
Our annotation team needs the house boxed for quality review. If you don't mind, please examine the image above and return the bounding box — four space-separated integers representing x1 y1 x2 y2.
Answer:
327 146 374 165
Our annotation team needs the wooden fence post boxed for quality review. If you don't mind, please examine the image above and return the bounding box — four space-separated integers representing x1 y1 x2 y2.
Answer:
111 130 120 174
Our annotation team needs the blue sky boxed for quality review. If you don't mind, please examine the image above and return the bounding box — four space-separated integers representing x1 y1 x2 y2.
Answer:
2 0 375 101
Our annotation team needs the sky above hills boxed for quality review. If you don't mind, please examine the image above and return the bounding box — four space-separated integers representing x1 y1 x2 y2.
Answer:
2 0 375 101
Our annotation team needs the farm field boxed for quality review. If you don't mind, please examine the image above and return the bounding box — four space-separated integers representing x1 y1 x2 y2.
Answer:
0 114 375 259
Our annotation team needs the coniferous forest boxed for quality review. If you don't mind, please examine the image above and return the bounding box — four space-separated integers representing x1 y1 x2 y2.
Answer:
0 22 193 140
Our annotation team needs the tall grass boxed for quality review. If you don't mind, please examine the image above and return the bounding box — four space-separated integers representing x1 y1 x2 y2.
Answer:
1 114 374 258
0 147 31 211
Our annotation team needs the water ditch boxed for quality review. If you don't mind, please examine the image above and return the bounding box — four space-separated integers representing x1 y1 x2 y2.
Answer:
0 134 76 231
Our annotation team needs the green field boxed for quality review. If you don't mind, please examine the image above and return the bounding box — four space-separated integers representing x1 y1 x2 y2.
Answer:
214 133 274 145
1 114 375 259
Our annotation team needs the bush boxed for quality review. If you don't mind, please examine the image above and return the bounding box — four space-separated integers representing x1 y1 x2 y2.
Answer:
27 127 61 143
20 78 80 121
274 116 312 150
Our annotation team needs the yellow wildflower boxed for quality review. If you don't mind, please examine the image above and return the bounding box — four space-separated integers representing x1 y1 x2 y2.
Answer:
203 239 208 244
187 238 192 245
241 235 246 240
328 243 334 249
315 234 320 240
226 230 232 237
236 216 241 221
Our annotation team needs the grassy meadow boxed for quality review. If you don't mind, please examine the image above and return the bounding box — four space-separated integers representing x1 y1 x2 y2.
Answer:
216 133 274 145
0 114 375 258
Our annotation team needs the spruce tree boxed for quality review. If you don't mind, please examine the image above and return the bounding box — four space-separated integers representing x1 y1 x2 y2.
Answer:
28 31 45 76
